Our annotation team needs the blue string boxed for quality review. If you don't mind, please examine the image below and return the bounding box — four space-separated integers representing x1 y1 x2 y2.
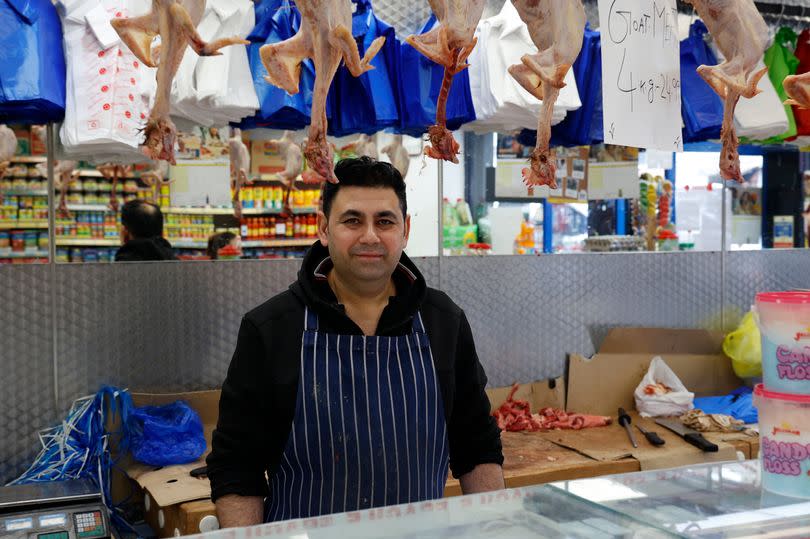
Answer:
7 386 136 533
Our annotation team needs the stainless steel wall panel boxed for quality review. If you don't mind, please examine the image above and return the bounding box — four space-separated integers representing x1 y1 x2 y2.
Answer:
0 265 56 485
53 260 300 411
5 249 810 481
413 256 440 289
440 252 724 386
724 250 810 330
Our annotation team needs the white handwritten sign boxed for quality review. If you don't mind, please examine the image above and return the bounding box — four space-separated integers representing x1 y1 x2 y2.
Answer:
599 0 683 152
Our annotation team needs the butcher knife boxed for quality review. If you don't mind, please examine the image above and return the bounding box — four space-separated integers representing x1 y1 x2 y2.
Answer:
655 418 718 452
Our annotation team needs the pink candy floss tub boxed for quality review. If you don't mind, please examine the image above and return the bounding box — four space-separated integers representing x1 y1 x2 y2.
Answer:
754 384 810 498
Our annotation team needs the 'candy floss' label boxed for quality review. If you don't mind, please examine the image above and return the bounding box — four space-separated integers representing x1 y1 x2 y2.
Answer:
776 345 810 381
762 436 810 476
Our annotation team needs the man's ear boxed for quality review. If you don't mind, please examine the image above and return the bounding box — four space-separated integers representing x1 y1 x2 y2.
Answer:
317 211 329 246
404 213 411 246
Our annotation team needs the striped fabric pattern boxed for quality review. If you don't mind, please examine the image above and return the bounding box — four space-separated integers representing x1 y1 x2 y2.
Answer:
265 307 450 522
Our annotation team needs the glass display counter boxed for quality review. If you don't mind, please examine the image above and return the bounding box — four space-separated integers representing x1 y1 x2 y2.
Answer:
552 460 810 538
186 461 809 539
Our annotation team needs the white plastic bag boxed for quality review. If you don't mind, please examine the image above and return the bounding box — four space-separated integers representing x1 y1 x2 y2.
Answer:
634 357 695 418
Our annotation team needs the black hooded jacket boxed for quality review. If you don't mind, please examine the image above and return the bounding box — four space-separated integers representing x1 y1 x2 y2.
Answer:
114 237 178 262
207 241 503 502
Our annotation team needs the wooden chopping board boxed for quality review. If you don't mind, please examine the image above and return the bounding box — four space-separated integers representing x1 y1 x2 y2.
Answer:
443 431 638 496
536 414 738 471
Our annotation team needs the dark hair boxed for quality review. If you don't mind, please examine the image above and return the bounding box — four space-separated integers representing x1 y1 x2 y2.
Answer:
207 232 237 259
322 157 407 218
121 199 163 239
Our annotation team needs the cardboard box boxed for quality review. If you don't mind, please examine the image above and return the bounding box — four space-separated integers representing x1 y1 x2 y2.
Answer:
566 328 742 417
250 140 286 176
560 328 748 471
114 391 221 538
486 377 566 411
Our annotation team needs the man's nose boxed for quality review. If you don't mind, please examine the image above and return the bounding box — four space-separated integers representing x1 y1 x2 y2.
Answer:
359 222 380 243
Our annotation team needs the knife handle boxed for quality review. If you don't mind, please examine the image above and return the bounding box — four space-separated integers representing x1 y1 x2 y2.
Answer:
684 432 718 452
644 431 665 446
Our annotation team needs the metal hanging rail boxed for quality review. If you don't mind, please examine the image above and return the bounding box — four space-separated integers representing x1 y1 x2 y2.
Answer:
676 1 810 20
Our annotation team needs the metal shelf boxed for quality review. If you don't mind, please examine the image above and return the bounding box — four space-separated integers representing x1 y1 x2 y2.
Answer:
163 207 236 215
165 225 214 231
76 170 138 179
0 250 49 259
7 156 46 163
242 238 315 248
162 206 318 215
0 190 49 196
0 221 49 230
66 204 115 212
171 241 208 249
55 238 120 247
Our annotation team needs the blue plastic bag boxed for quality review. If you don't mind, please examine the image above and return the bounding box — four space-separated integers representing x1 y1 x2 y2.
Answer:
246 0 284 42
552 24 603 146
130 401 206 466
395 15 476 136
0 0 66 123
517 24 603 149
680 20 723 143
693 387 758 424
240 0 315 130
328 0 399 136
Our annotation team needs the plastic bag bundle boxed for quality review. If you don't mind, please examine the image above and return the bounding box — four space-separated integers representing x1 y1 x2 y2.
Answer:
239 0 315 130
55 0 155 163
327 0 399 136
790 29 810 142
129 401 206 466
395 14 476 137
760 27 799 144
0 0 66 123
680 20 723 143
518 24 602 149
170 0 259 127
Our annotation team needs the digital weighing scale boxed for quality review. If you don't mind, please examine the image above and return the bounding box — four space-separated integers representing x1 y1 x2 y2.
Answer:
0 479 110 539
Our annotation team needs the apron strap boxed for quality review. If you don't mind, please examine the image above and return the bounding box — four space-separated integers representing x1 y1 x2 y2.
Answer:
304 306 319 331
411 311 426 334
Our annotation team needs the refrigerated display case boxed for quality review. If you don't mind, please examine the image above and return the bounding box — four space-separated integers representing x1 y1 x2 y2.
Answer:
182 461 810 539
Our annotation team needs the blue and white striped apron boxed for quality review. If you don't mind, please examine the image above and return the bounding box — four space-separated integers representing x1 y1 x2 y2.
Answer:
265 307 450 522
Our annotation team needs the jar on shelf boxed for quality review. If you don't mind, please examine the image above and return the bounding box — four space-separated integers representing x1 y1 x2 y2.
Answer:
656 229 679 252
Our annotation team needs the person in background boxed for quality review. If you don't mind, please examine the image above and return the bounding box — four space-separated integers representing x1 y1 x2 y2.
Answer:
207 232 242 260
208 157 504 528
115 200 177 262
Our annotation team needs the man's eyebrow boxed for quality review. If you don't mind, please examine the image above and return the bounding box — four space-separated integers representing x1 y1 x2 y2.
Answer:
337 209 400 219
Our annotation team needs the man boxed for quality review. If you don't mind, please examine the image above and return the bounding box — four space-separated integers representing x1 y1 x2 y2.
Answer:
115 200 177 262
208 157 504 528
207 231 242 260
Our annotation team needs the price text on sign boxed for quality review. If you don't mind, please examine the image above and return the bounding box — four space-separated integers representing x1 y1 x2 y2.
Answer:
599 0 683 152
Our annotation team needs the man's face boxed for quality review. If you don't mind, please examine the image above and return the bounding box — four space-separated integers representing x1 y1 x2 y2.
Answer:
318 186 410 285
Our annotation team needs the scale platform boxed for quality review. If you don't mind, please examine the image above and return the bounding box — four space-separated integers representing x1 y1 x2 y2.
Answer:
0 479 110 539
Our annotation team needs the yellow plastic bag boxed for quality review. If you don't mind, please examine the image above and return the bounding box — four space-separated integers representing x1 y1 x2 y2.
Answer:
723 311 762 379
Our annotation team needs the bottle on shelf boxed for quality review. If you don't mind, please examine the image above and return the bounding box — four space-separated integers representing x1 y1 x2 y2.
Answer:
285 215 294 237
456 198 473 226
442 198 459 227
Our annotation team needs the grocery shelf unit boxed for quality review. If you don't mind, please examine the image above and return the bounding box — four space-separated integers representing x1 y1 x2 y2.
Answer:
2 126 324 262
0 156 51 260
